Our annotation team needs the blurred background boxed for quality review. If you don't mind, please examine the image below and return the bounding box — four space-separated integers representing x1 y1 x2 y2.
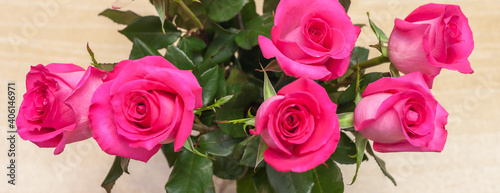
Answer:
0 0 498 192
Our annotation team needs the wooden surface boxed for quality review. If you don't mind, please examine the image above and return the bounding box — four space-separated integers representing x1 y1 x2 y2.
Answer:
0 0 498 192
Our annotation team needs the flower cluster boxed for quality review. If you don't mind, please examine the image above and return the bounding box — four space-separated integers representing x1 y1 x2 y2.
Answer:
16 0 474 192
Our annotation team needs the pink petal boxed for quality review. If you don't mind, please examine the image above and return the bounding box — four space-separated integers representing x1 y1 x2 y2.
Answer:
388 19 441 77
259 36 331 80
90 82 160 162
63 66 106 144
264 129 339 173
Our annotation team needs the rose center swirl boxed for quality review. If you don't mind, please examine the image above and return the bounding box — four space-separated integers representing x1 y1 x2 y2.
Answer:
275 104 314 144
303 18 329 44
404 101 428 135
126 95 150 124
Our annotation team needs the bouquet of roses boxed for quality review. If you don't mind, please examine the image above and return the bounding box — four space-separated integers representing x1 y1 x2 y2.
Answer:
16 0 473 192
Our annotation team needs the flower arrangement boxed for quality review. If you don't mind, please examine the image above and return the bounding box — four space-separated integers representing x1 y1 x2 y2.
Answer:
15 0 473 192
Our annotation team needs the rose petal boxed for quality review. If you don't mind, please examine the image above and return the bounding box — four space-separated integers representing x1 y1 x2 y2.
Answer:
263 129 338 172
354 93 407 143
90 82 160 162
389 19 441 80
63 66 106 144
259 36 331 80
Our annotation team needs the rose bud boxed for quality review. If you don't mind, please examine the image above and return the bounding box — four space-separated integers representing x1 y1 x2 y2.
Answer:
354 72 448 152
388 3 474 88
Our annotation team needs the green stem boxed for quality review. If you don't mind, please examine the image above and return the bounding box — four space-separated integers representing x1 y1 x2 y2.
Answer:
351 55 390 70
174 0 203 29
192 123 218 133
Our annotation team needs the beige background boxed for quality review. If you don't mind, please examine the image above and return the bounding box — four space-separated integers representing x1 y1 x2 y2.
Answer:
0 0 498 192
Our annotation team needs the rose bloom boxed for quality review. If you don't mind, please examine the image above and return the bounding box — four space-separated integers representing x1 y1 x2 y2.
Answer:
258 0 360 81
89 56 202 162
354 72 448 152
17 64 106 154
251 78 340 172
388 3 474 87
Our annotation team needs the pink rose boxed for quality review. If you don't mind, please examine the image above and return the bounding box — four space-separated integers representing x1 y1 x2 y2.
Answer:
251 78 340 172
89 56 202 162
17 64 106 154
258 0 360 81
388 3 474 87
353 72 448 152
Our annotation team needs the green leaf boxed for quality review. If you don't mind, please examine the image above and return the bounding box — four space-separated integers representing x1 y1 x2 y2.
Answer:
129 38 161 60
165 151 214 193
216 82 260 137
239 0 259 24
350 132 368 185
338 112 354 129
120 16 181 49
99 9 140 25
237 168 275 193
232 135 254 159
331 132 357 164
311 159 343 193
98 63 118 72
183 137 211 159
213 155 247 180
161 143 180 167
262 65 277 100
366 142 397 186
239 135 264 167
266 165 314 193
367 12 389 43
184 36 207 51
226 67 249 85
204 29 238 64
101 156 128 193
206 0 249 22
262 60 282 72
337 83 356 104
255 138 268 167
263 0 279 13
338 0 351 12
152 0 168 34
164 45 196 70
215 66 228 99
86 42 100 68
235 13 274 50
120 157 130 174
389 63 401 77
350 47 370 66
199 130 244 157
170 0 205 30
199 66 221 106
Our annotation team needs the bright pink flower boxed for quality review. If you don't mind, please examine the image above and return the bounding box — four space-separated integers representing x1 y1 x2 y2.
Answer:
354 72 448 152
388 3 474 88
17 64 106 154
251 78 340 172
258 0 360 81
89 56 202 162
